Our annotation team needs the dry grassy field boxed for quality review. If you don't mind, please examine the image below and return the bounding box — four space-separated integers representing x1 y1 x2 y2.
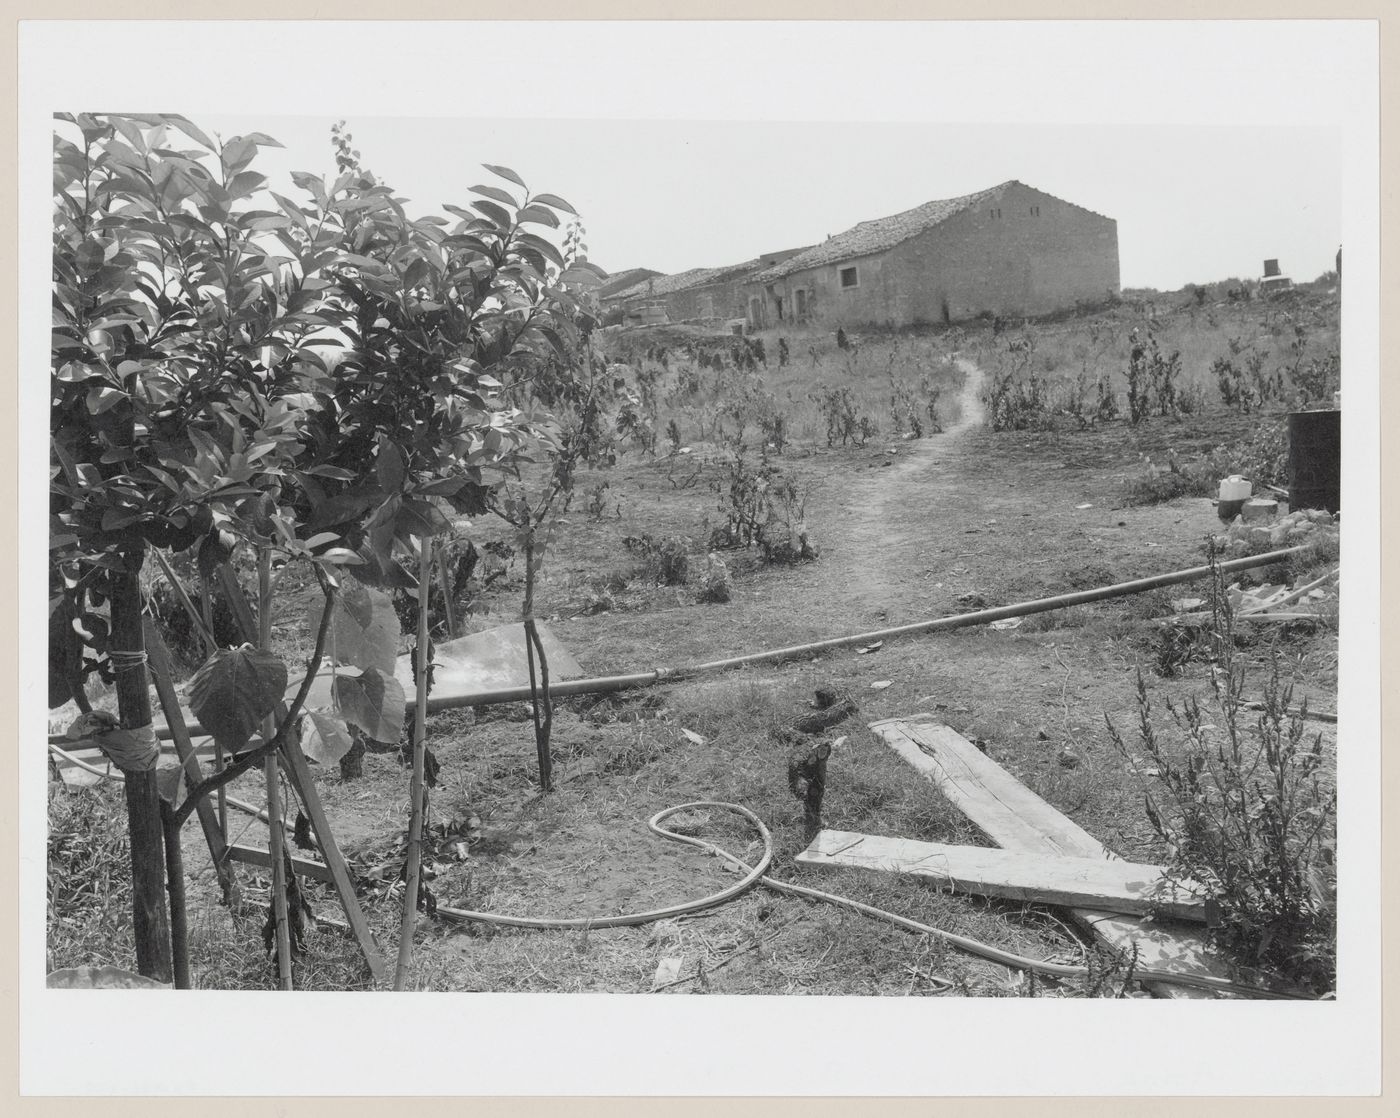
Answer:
49 282 1341 997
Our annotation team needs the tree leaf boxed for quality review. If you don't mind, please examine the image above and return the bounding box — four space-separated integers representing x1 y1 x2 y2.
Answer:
395 498 452 540
301 708 355 765
531 192 577 215
332 667 405 743
309 578 399 674
187 645 288 753
163 115 216 151
482 163 527 189
516 204 560 229
470 184 519 208
375 438 406 493
471 199 515 230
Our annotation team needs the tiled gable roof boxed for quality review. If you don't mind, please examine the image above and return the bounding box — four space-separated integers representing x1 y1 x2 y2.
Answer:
610 259 764 302
598 267 661 300
752 181 1014 282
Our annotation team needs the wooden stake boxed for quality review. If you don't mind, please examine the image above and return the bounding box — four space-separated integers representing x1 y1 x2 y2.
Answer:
524 618 554 792
259 549 294 990
161 800 191 989
437 537 457 639
143 619 239 907
200 573 228 835
395 537 434 990
108 545 174 984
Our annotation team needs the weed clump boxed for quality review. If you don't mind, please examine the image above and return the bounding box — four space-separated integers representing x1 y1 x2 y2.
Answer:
1106 552 1336 995
623 533 691 586
709 452 818 565
695 552 733 603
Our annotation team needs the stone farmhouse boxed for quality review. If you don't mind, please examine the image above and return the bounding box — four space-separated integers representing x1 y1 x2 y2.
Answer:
745 181 1119 330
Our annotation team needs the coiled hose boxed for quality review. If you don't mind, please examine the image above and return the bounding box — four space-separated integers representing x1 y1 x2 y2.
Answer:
434 801 1307 1000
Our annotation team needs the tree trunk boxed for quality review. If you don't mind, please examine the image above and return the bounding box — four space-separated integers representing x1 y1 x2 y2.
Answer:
339 731 366 780
108 545 173 984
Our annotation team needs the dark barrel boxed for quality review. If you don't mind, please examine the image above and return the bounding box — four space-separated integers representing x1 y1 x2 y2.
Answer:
1288 409 1341 514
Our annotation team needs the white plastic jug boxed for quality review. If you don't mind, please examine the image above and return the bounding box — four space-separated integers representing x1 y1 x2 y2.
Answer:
1219 476 1252 502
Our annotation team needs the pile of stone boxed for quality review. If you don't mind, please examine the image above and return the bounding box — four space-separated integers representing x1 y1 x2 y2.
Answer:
1216 507 1338 557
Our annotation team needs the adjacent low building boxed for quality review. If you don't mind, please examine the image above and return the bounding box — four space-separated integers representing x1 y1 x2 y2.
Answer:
605 246 812 327
743 181 1120 330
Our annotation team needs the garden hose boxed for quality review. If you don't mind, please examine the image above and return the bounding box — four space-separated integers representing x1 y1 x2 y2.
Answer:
434 800 1311 1001
47 742 279 828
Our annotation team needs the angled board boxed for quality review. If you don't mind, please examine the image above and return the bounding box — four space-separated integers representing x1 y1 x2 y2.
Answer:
870 714 1235 998
797 829 1207 922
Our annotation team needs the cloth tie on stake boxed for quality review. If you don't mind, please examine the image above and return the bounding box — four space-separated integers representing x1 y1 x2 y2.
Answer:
66 709 161 774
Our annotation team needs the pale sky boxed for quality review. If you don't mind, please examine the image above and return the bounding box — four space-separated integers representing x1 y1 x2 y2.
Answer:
203 114 1341 291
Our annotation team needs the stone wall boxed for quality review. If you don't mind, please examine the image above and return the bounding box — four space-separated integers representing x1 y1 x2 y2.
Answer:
747 183 1119 329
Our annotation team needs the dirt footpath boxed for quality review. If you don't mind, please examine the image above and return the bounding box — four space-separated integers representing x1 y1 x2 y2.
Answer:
814 356 987 617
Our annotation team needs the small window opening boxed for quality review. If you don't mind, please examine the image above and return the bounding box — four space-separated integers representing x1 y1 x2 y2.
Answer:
839 266 859 288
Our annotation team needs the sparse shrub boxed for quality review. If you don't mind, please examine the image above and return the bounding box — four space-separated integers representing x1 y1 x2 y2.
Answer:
1177 381 1208 416
1294 353 1340 407
580 585 616 615
622 533 692 586
1125 327 1183 420
666 364 704 406
888 376 927 437
1062 370 1091 428
1095 374 1120 422
1205 420 1290 490
1124 453 1215 504
709 450 817 564
1125 329 1153 425
1214 356 1252 412
586 481 611 521
809 385 872 447
695 552 733 603
1106 553 1336 995
984 333 1053 432
1246 349 1276 407
985 369 1051 431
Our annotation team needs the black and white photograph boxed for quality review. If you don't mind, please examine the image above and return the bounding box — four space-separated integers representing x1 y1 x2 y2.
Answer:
18 14 1383 1100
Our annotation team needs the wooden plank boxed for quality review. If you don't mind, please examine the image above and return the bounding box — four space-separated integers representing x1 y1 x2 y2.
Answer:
870 715 1226 999
797 829 1206 923
872 718 1107 858
226 844 335 884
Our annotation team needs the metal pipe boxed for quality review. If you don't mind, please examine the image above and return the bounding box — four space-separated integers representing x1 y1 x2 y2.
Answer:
116 545 1307 734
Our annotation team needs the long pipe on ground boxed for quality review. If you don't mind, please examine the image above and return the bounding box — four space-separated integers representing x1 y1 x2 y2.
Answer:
58 544 1305 743
416 544 1311 709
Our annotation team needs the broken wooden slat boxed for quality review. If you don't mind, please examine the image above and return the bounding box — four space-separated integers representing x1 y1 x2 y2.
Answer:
870 715 1228 999
797 829 1207 922
225 844 335 884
